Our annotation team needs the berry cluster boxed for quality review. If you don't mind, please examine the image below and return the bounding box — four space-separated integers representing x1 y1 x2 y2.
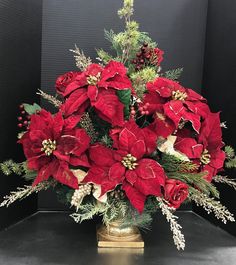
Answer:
71 184 92 210
17 104 30 129
138 102 150 116
132 43 163 71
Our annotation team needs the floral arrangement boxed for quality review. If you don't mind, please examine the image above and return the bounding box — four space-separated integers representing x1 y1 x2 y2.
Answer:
1 0 236 250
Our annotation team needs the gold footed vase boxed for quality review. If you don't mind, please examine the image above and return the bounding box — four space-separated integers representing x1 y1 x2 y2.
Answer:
97 221 144 248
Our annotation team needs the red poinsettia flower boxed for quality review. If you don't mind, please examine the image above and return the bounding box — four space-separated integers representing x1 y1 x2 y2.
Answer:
84 123 166 213
175 112 225 182
55 71 80 95
19 110 90 189
142 77 210 133
59 61 133 126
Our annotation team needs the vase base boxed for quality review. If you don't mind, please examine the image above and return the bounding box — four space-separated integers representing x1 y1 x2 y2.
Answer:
97 225 144 248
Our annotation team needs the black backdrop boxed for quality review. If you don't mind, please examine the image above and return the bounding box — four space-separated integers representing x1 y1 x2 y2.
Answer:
0 0 42 230
194 0 236 236
0 0 235 235
39 0 208 209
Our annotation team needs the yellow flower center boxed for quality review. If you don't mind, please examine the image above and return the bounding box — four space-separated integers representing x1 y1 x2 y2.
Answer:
121 154 138 170
87 72 101 85
172 90 187 101
200 149 211 165
41 139 57 156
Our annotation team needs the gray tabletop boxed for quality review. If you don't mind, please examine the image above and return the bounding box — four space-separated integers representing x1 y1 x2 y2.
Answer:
0 211 235 265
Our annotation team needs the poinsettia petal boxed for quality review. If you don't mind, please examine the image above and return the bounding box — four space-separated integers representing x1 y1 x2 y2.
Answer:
125 170 138 185
134 177 162 197
118 128 137 152
94 90 125 126
175 138 203 159
32 159 58 186
108 162 125 182
122 181 146 213
61 89 89 117
130 140 146 160
209 149 225 169
136 159 165 185
87 85 98 102
89 144 115 167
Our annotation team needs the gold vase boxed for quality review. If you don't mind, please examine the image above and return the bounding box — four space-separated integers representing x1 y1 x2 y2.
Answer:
97 221 144 248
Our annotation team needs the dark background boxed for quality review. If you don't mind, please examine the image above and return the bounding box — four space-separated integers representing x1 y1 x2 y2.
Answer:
0 0 42 230
0 0 235 235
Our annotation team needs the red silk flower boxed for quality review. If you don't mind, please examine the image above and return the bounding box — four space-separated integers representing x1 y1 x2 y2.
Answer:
59 61 133 126
84 122 166 213
164 179 189 209
174 112 225 182
142 77 210 133
19 110 90 189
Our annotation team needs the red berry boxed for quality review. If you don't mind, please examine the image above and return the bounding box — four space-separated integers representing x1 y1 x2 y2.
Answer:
23 121 28 126
132 59 137 64
139 107 143 112
143 105 147 110
145 111 149 115
19 104 24 110
36 110 40 114
143 42 148 47
21 111 26 115
141 111 145 115
146 54 151 59
131 110 136 115
145 102 150 107
140 59 144 64
27 115 31 120
136 52 142 57
18 123 23 128
17 116 23 121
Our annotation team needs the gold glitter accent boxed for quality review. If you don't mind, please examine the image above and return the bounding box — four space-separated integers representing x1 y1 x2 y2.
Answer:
200 149 211 165
172 90 187 101
41 139 56 156
121 154 138 170
87 72 101 85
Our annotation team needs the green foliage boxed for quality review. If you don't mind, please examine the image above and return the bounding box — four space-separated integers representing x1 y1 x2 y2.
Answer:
116 89 131 119
130 67 157 98
158 153 219 198
100 135 113 148
159 153 199 173
225 146 235 159
225 146 236 169
117 0 134 19
23 103 41 115
164 68 183 81
96 49 114 64
55 184 74 206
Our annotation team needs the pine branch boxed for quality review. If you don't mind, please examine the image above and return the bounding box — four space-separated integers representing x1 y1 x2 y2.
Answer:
213 175 236 190
69 45 92 71
189 187 235 224
79 112 97 143
0 180 55 207
225 157 236 169
159 153 199 173
164 68 183 81
225 146 235 159
167 171 219 198
157 197 185 250
37 90 62 108
70 201 108 223
0 160 26 176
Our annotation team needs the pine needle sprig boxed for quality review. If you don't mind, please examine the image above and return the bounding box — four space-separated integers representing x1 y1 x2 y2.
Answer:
0 180 55 207
79 112 97 143
164 68 183 81
213 175 236 190
69 45 92 71
189 187 235 224
167 171 220 198
0 160 26 176
159 153 199 173
37 90 62 108
157 197 185 250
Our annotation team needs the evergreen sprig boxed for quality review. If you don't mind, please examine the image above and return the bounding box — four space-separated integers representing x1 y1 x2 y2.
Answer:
164 68 183 81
